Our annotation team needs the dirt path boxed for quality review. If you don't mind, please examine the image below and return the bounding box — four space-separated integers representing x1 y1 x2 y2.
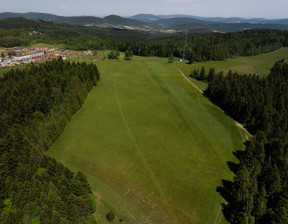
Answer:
176 67 252 140
213 198 224 224
176 68 203 94
235 121 252 141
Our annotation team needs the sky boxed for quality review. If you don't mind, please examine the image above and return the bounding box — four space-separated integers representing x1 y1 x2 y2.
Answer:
2 0 288 19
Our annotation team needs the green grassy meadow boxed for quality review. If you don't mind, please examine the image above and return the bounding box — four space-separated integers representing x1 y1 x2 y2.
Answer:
176 47 288 78
47 56 244 224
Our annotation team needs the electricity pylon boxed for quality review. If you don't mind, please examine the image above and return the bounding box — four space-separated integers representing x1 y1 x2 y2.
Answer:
182 31 188 62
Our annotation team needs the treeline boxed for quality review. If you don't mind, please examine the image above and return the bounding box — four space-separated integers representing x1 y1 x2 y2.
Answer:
128 29 288 61
0 58 100 223
205 60 288 223
1 18 288 64
190 67 216 82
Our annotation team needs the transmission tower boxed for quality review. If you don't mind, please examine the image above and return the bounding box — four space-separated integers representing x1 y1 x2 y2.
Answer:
182 31 188 62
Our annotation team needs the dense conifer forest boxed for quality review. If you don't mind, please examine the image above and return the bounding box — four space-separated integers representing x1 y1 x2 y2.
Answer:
205 60 288 223
0 58 100 223
134 29 288 61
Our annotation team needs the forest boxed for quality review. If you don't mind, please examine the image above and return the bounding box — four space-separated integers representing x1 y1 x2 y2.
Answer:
0 58 100 223
1 18 288 63
205 60 288 223
130 29 288 61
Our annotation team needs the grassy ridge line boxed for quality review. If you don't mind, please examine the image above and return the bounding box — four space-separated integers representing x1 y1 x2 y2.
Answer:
48 58 243 223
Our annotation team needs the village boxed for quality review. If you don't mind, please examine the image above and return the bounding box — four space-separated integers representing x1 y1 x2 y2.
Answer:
0 47 94 68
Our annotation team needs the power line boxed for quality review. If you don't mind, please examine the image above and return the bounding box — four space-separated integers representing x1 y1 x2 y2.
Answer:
181 31 188 62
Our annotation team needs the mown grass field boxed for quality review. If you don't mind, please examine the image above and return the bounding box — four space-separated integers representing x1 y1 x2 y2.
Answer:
47 56 244 224
176 47 288 78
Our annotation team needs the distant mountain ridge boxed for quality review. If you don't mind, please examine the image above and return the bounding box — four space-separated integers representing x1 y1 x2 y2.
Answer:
131 13 288 25
1 12 288 32
168 22 288 32
0 12 154 30
130 14 288 32
130 14 161 23
151 17 213 29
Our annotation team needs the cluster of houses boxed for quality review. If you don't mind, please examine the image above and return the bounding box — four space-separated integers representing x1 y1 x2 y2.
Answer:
0 48 74 68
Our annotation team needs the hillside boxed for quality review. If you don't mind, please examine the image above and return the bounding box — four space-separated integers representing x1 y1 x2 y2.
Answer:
130 14 161 23
151 17 213 28
131 14 288 31
104 15 142 26
0 12 154 30
0 12 102 25
206 60 288 223
131 13 288 25
1 12 288 32
176 47 288 79
0 17 43 29
0 17 163 49
0 59 100 223
269 18 288 24
48 56 244 224
169 21 288 32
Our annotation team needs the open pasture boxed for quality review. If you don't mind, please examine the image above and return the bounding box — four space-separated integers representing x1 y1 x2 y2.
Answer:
176 47 288 78
48 57 244 223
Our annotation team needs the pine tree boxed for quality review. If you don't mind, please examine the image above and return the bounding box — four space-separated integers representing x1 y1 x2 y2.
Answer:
199 67 206 81
124 49 133 60
167 54 174 63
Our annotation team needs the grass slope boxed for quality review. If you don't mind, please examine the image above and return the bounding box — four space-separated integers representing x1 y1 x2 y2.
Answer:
176 47 288 78
47 57 243 224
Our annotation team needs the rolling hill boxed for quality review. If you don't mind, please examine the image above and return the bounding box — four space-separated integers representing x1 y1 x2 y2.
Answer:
0 17 163 47
147 16 288 32
0 12 154 30
130 14 161 23
168 21 288 32
151 17 213 29
0 12 103 25
131 13 288 25
176 47 288 79
102 15 157 29
131 14 288 31
1 12 288 32
269 18 288 25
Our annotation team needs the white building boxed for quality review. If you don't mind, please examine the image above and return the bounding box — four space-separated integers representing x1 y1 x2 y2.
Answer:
13 52 44 61
0 62 7 67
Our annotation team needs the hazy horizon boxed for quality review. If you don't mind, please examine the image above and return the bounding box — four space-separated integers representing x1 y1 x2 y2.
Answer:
1 0 288 19
0 11 286 20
